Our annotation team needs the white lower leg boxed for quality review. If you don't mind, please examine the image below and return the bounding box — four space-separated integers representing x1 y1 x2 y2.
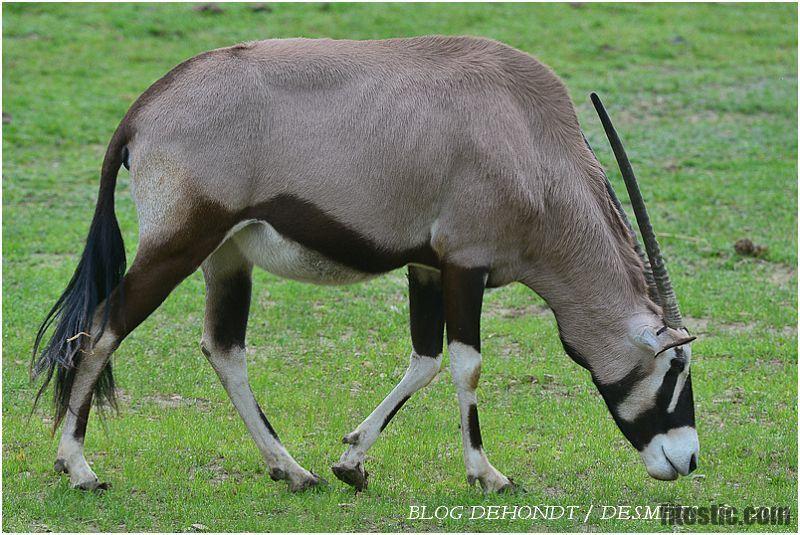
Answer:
56 411 100 489
203 342 318 489
55 330 117 490
449 341 512 492
338 352 442 468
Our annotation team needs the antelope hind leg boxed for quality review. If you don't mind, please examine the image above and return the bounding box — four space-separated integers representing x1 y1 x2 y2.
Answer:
202 238 324 492
53 228 221 490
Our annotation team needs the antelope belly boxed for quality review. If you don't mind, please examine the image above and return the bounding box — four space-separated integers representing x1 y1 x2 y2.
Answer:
231 221 378 285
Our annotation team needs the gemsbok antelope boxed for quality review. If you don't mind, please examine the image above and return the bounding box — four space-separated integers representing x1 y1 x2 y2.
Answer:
33 36 699 493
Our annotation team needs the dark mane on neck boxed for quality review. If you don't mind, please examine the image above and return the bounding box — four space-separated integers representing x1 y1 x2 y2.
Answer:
585 165 649 299
602 188 649 294
580 133 649 299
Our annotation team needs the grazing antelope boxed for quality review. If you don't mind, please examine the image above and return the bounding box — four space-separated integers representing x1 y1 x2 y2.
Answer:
33 36 699 493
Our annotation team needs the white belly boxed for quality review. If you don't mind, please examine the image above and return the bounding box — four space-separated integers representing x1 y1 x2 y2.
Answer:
231 221 378 285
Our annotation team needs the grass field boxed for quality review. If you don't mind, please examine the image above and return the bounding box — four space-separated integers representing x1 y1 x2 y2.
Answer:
2 2 797 532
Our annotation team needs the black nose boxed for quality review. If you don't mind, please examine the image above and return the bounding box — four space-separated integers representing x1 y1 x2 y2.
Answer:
688 454 697 473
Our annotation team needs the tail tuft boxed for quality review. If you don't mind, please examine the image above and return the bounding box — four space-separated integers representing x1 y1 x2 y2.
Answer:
31 127 127 428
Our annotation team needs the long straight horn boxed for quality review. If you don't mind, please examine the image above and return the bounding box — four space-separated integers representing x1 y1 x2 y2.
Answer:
581 133 660 304
590 92 684 330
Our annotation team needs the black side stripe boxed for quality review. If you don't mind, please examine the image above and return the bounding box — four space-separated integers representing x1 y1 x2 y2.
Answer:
243 195 439 274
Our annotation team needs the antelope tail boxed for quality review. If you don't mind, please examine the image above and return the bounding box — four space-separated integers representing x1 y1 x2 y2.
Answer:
31 125 128 429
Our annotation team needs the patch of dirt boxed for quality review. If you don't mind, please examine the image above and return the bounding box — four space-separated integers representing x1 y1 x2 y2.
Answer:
768 263 796 288
484 301 552 319
777 325 797 336
189 456 236 486
147 393 212 410
505 372 574 398
684 316 712 333
755 358 791 369
192 3 223 14
29 521 51 533
542 485 565 498
712 386 745 405
488 339 522 361
684 316 796 337
116 389 213 412
24 252 75 267
685 316 750 335
250 3 273 12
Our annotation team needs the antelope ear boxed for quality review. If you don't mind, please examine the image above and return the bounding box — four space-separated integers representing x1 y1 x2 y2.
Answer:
631 326 661 354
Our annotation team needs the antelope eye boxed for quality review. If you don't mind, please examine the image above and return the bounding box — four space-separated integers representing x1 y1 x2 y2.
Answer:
670 358 685 372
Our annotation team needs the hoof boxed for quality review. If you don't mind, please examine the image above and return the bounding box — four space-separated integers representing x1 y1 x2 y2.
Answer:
332 461 368 491
72 478 110 492
496 478 517 494
468 472 515 494
287 471 326 493
54 459 69 474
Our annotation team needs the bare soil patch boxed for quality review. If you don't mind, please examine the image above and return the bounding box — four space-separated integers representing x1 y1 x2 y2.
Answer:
484 301 552 319
116 389 214 412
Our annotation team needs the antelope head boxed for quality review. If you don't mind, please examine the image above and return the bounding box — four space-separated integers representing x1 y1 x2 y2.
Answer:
584 93 699 480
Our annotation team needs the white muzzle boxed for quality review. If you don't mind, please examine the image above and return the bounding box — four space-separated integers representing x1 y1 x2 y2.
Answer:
640 426 699 480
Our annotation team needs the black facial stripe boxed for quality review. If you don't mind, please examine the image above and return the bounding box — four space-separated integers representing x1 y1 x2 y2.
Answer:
556 337 696 450
601 371 695 450
243 195 439 274
380 395 410 432
467 404 483 449
660 365 681 401
670 358 685 372
593 364 649 407
677 374 695 424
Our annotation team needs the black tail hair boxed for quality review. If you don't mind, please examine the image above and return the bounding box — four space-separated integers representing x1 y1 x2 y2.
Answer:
31 126 128 429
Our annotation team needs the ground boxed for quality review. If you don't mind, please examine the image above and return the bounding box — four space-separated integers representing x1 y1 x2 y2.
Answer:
2 2 797 532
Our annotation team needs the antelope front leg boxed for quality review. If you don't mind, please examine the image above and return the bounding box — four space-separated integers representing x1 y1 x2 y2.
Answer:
333 266 444 490
443 265 514 493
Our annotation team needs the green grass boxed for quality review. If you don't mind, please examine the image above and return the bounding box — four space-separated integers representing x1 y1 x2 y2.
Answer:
2 2 797 532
